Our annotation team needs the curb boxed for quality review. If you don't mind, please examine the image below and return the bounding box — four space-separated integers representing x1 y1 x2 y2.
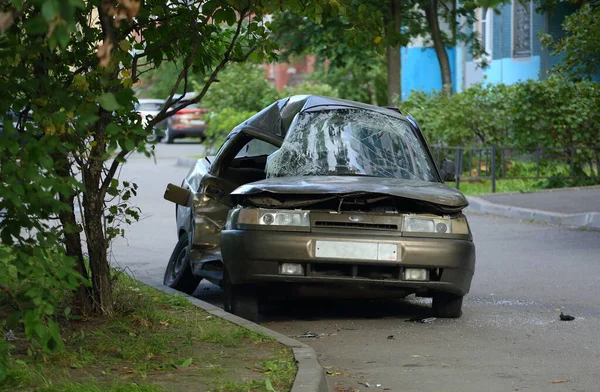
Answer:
176 157 199 167
139 278 328 392
466 196 600 231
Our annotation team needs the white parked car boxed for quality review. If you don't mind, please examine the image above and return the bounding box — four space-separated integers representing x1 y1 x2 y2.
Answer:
135 98 167 141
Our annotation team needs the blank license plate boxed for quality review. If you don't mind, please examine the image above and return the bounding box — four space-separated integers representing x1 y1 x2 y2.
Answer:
315 241 397 261
190 120 205 125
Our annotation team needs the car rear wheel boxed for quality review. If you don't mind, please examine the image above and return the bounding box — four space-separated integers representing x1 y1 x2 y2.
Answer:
163 235 200 294
165 128 174 144
432 293 463 318
222 267 260 322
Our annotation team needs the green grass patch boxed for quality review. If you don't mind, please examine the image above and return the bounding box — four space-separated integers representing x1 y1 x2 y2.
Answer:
449 179 543 195
449 176 600 196
3 272 296 392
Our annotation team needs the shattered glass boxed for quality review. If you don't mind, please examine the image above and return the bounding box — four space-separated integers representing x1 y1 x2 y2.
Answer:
266 109 438 181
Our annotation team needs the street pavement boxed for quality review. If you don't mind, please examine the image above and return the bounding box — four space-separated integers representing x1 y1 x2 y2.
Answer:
479 186 600 214
112 143 600 392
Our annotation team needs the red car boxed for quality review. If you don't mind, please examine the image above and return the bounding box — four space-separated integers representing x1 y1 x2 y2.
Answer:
163 93 208 143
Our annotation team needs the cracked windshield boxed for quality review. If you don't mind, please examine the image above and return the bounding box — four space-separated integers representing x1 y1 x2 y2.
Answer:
267 109 438 181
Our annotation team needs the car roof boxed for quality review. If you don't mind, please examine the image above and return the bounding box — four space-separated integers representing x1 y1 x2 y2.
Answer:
170 92 197 101
240 95 407 141
138 98 165 104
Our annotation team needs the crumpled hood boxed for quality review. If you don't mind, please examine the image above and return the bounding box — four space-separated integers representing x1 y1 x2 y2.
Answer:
231 176 468 209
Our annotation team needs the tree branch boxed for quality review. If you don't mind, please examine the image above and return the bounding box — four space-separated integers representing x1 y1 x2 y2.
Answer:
102 7 252 195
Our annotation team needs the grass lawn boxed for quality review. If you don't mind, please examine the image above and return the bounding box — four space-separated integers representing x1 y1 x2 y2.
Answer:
2 274 296 392
448 179 543 195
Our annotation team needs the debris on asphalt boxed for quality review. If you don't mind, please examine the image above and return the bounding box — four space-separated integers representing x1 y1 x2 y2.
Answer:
326 370 351 377
358 382 383 388
405 317 437 323
559 312 575 321
295 331 337 339
410 354 432 358
550 380 568 384
387 335 395 340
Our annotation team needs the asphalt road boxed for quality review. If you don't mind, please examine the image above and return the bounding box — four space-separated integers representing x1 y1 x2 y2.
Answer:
480 186 600 214
113 144 600 392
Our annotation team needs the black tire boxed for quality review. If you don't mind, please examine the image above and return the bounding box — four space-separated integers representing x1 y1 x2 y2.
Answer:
222 267 260 322
163 235 200 294
432 293 464 318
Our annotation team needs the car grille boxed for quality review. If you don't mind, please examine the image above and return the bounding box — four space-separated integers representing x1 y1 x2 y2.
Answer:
314 221 398 230
307 263 443 281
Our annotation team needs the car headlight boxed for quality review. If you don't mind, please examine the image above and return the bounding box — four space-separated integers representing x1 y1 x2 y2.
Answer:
234 208 310 227
403 215 469 234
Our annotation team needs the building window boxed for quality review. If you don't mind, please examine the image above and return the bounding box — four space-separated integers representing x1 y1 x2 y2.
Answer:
475 8 493 61
513 0 532 58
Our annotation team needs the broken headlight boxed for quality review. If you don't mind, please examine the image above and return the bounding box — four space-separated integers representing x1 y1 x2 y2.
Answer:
403 216 469 234
233 208 310 227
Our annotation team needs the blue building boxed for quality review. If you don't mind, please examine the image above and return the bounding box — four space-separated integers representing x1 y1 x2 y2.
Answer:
401 1 578 99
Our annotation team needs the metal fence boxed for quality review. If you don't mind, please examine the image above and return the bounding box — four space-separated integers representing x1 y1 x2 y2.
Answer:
430 145 600 193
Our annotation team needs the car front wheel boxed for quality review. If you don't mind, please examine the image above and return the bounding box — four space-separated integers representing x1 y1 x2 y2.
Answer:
222 267 260 322
163 235 200 294
432 293 463 318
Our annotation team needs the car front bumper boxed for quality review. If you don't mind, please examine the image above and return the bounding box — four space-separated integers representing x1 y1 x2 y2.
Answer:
220 229 475 297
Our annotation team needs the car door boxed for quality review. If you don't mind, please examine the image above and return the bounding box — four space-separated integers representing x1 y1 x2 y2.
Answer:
184 129 280 278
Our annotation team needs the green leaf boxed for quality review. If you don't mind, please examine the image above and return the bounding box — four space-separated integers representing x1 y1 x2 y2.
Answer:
41 0 59 21
98 93 122 111
124 139 135 151
54 24 70 48
265 377 276 392
213 7 237 26
179 358 193 368
106 123 121 136
77 114 99 125
68 0 85 9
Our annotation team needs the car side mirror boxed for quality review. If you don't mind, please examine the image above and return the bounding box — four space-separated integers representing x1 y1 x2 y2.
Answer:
440 159 456 182
164 183 192 206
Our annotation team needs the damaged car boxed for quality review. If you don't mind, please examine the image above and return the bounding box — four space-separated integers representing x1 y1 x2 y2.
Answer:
163 95 475 321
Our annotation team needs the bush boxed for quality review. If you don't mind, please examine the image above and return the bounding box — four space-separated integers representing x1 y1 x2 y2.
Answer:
401 77 600 155
204 108 256 151
196 63 279 112
0 246 84 380
281 81 339 98
309 59 388 105
402 83 516 146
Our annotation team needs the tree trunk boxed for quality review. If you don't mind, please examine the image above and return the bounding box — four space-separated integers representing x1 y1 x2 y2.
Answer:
385 0 402 105
83 194 113 315
54 153 93 316
82 112 114 316
424 0 452 96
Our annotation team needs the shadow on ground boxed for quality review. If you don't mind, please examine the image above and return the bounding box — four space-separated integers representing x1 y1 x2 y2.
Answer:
193 280 434 323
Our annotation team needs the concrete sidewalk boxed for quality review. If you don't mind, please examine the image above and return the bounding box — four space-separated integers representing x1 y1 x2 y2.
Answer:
466 186 600 230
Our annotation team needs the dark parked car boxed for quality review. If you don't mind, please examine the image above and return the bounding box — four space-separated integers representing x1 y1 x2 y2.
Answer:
163 95 475 321
163 93 208 143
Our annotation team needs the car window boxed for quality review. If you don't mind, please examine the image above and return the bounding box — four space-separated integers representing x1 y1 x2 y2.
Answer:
138 102 163 111
235 138 279 159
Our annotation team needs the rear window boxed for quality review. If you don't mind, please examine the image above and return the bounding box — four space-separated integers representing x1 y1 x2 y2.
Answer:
138 102 163 111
